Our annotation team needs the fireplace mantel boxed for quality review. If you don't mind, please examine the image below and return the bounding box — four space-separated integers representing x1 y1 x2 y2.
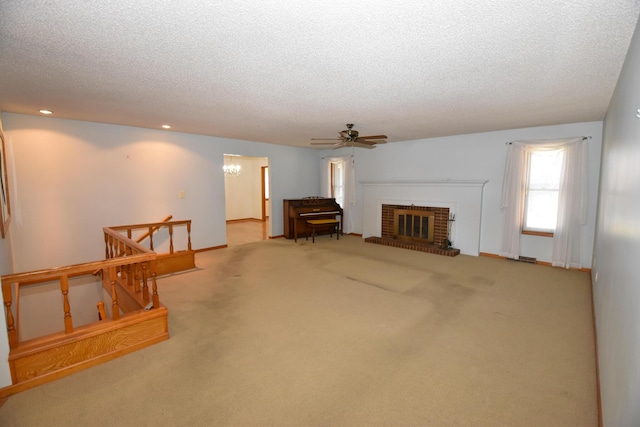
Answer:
361 179 488 187
361 179 488 256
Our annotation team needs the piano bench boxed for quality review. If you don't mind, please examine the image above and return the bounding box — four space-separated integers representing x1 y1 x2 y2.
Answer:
306 219 340 243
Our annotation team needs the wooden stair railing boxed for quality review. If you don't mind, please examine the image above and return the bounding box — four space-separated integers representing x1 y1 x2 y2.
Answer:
102 227 161 313
135 214 173 244
0 230 169 397
0 218 196 397
2 253 158 347
90 215 174 276
107 219 195 276
108 217 191 254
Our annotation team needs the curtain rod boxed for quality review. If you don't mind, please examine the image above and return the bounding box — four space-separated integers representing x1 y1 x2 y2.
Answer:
505 136 591 145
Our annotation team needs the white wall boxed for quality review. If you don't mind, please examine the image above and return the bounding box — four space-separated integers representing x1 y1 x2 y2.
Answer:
1 113 319 272
324 121 603 267
593 18 640 427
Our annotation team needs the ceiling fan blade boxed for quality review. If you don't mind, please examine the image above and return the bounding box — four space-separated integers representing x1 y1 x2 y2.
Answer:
357 139 386 145
357 134 387 140
351 142 376 149
311 138 341 141
311 142 339 145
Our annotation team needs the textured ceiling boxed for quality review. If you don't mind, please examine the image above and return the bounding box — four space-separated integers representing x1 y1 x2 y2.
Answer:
1 1 639 147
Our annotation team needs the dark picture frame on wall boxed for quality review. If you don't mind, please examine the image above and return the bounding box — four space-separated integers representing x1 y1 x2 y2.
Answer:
0 129 11 238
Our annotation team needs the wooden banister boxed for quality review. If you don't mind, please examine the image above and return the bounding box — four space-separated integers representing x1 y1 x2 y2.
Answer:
106 219 193 262
2 227 160 351
103 227 152 255
3 253 155 286
0 220 177 394
2 281 18 349
108 219 192 232
135 215 173 243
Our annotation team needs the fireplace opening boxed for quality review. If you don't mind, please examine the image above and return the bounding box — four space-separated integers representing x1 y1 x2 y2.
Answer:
394 209 435 243
367 204 460 256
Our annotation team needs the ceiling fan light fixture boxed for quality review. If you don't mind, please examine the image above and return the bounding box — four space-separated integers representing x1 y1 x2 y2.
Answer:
311 123 387 149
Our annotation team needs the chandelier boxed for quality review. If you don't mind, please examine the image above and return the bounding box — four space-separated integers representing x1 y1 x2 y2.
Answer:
223 163 241 177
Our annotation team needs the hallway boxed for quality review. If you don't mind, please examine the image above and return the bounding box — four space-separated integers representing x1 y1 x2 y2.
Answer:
226 220 269 246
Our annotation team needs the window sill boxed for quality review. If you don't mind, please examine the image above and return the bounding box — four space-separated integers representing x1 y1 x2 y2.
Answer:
522 230 554 238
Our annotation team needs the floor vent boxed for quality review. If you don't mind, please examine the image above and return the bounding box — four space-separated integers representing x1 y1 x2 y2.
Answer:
518 256 537 264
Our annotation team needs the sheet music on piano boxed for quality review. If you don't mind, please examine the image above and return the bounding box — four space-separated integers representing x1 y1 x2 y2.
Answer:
283 197 344 242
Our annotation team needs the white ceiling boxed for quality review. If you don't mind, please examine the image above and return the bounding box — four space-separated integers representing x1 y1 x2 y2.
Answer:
1 1 639 148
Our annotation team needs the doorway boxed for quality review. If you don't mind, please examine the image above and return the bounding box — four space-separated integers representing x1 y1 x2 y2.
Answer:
261 166 269 221
223 154 270 246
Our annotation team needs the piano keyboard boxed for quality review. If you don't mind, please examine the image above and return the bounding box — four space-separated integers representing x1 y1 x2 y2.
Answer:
299 210 341 217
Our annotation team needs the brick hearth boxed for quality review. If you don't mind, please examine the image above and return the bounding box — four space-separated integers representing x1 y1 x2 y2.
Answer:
364 236 460 256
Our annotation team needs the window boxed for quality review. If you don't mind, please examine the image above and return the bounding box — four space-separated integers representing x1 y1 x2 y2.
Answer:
523 149 563 234
331 161 345 207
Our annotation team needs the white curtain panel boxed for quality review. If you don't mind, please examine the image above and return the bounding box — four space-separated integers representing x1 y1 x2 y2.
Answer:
344 156 356 235
320 156 356 234
552 139 588 269
500 137 587 268
321 157 332 197
499 143 528 259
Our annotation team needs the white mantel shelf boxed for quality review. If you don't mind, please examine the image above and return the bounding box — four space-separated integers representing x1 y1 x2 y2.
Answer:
361 180 489 187
361 179 489 256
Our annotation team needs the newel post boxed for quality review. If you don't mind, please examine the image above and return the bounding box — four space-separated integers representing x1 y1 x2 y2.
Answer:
2 281 18 349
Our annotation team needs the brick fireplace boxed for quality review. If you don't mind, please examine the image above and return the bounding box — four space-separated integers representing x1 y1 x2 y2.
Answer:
365 204 460 256
361 180 488 256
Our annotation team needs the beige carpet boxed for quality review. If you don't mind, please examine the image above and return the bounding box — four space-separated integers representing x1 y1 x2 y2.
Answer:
0 235 598 426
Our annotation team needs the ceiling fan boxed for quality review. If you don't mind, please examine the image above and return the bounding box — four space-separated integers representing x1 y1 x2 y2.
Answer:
311 124 387 149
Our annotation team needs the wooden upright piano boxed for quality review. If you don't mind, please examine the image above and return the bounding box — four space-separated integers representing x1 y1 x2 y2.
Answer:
283 197 343 242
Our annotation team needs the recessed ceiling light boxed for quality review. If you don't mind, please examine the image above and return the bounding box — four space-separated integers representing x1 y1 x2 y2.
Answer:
39 109 53 115
162 124 171 129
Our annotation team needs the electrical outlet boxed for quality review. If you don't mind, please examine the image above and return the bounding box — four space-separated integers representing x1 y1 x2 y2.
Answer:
179 190 185 199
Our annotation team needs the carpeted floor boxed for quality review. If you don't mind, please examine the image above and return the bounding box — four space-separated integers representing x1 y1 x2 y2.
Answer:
0 235 598 426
